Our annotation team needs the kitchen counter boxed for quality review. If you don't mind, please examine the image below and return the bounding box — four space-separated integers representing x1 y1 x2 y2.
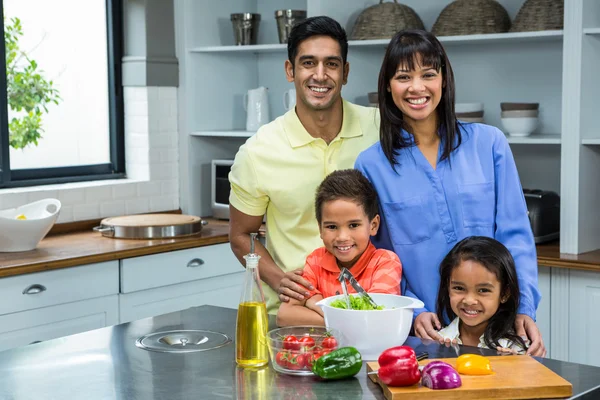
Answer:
0 305 597 399
1 216 600 277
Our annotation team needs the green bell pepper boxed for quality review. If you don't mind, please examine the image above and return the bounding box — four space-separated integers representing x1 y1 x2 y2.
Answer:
312 346 362 380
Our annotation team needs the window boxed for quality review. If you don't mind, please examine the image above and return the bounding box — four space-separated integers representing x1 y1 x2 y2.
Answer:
0 0 124 188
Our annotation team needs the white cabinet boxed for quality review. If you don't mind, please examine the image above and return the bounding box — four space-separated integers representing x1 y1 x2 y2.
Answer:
537 266 551 358
0 295 119 352
0 261 120 352
568 269 600 367
118 243 244 323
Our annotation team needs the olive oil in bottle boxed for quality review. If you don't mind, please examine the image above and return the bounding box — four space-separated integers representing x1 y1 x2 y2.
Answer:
236 233 269 367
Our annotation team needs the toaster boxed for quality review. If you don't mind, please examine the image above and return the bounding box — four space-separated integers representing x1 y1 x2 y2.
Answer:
523 189 560 244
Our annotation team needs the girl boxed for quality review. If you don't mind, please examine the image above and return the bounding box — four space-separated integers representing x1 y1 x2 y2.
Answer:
353 29 545 356
436 236 528 354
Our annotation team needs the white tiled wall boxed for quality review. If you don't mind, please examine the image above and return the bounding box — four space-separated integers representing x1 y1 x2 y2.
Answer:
0 87 180 223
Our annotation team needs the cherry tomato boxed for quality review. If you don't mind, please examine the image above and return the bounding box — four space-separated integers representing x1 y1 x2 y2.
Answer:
298 336 315 351
322 336 338 349
283 335 300 351
286 353 304 370
276 351 289 368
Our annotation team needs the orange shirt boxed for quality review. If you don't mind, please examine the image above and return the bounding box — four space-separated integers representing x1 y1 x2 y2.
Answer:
303 242 402 299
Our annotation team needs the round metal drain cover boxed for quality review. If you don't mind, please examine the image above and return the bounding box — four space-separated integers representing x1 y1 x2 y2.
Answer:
136 330 231 353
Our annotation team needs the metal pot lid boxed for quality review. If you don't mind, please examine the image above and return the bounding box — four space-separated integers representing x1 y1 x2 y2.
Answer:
135 329 232 353
93 213 207 239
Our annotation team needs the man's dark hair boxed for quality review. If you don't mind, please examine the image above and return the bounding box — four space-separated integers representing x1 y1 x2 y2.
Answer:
315 169 379 224
287 16 348 69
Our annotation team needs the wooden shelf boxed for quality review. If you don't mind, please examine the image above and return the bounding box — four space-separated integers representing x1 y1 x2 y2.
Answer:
190 130 254 138
189 30 563 54
581 138 600 145
583 28 600 35
506 134 561 144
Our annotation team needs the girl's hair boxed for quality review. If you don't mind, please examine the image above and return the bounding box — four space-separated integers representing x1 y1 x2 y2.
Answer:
436 236 528 351
377 29 461 169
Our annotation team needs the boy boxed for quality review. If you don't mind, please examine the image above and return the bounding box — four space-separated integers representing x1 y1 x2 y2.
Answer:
276 169 402 327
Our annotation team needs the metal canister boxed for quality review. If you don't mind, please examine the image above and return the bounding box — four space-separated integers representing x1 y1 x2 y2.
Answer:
274 10 307 44
230 13 261 45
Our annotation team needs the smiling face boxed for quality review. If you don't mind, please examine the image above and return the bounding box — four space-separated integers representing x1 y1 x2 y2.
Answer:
285 35 349 112
388 55 443 128
449 259 507 336
319 198 379 270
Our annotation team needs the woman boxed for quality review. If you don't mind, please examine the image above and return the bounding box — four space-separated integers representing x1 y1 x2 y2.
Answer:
353 29 545 356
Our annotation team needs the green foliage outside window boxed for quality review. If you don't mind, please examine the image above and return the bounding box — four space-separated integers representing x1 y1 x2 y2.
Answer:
4 16 61 149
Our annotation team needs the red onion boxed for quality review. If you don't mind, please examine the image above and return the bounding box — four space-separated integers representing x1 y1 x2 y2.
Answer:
421 362 462 390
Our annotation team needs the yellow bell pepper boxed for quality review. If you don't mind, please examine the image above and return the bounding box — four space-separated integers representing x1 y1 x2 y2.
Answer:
456 354 494 375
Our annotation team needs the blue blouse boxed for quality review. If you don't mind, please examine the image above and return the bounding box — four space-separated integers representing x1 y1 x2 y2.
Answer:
355 123 540 321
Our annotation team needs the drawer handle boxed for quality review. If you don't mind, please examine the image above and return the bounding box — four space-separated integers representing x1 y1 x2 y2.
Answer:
22 284 47 295
29 341 42 345
187 258 205 268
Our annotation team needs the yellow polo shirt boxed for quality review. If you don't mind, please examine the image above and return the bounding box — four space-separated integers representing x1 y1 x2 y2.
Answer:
229 99 379 314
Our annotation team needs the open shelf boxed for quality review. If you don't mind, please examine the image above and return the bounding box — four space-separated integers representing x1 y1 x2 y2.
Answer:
190 130 254 138
582 138 600 145
189 30 563 54
583 28 600 35
506 134 561 144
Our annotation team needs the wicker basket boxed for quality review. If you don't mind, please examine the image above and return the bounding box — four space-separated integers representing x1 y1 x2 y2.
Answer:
431 0 511 36
350 0 425 40
510 0 563 32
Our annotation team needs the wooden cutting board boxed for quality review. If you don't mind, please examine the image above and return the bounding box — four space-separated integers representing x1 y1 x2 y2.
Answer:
367 356 572 400
101 214 201 227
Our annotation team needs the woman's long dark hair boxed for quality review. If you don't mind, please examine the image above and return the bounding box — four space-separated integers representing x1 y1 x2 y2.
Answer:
378 29 461 168
436 236 528 351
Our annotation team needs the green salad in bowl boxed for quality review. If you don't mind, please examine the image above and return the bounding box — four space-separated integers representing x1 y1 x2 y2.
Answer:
329 294 385 310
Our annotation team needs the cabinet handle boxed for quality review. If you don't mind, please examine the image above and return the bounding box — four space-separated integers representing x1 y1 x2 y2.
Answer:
22 284 47 295
29 341 42 345
187 258 205 268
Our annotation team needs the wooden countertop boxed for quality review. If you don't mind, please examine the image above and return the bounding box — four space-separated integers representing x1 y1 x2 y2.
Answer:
1 216 599 278
0 218 230 278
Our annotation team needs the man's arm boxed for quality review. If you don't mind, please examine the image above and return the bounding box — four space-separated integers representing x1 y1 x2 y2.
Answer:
229 205 284 292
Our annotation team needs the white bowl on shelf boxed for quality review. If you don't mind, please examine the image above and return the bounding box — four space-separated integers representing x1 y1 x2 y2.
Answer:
501 117 538 137
316 293 424 360
455 102 483 113
0 198 61 252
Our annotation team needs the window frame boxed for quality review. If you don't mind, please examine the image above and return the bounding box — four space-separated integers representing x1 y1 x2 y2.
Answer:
0 0 125 188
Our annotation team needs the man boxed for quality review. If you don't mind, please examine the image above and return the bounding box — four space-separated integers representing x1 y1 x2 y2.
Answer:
228 16 379 314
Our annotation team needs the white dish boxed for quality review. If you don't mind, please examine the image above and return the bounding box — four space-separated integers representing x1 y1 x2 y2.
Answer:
0 198 61 252
455 102 483 113
316 293 423 360
501 117 538 137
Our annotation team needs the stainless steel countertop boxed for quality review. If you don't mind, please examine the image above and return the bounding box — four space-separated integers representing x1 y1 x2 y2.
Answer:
0 305 598 399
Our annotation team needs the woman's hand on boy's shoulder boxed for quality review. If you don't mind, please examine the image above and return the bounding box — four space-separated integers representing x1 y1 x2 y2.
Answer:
414 312 443 341
278 268 314 302
515 314 546 357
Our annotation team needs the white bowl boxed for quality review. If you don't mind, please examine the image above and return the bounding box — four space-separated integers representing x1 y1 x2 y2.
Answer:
501 117 538 137
455 102 483 113
0 198 61 252
316 293 424 360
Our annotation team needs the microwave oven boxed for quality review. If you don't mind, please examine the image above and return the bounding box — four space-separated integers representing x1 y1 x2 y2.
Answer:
211 159 234 219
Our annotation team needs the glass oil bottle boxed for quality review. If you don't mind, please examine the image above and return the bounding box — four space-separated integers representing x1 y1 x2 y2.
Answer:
235 233 269 367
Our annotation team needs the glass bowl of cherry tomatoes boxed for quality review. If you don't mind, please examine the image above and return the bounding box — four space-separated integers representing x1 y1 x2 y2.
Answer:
266 326 343 376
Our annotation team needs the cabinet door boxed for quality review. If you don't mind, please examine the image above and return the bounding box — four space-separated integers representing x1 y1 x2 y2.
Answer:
537 266 551 358
119 272 244 323
568 269 600 367
0 295 119 352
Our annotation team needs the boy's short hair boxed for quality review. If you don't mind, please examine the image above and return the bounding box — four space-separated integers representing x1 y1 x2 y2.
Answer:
315 169 379 224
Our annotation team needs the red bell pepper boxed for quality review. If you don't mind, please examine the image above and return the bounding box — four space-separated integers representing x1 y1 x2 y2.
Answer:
377 346 421 387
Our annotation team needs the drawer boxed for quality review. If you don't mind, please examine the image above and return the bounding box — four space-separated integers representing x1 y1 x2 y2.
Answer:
120 243 244 293
0 261 119 316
